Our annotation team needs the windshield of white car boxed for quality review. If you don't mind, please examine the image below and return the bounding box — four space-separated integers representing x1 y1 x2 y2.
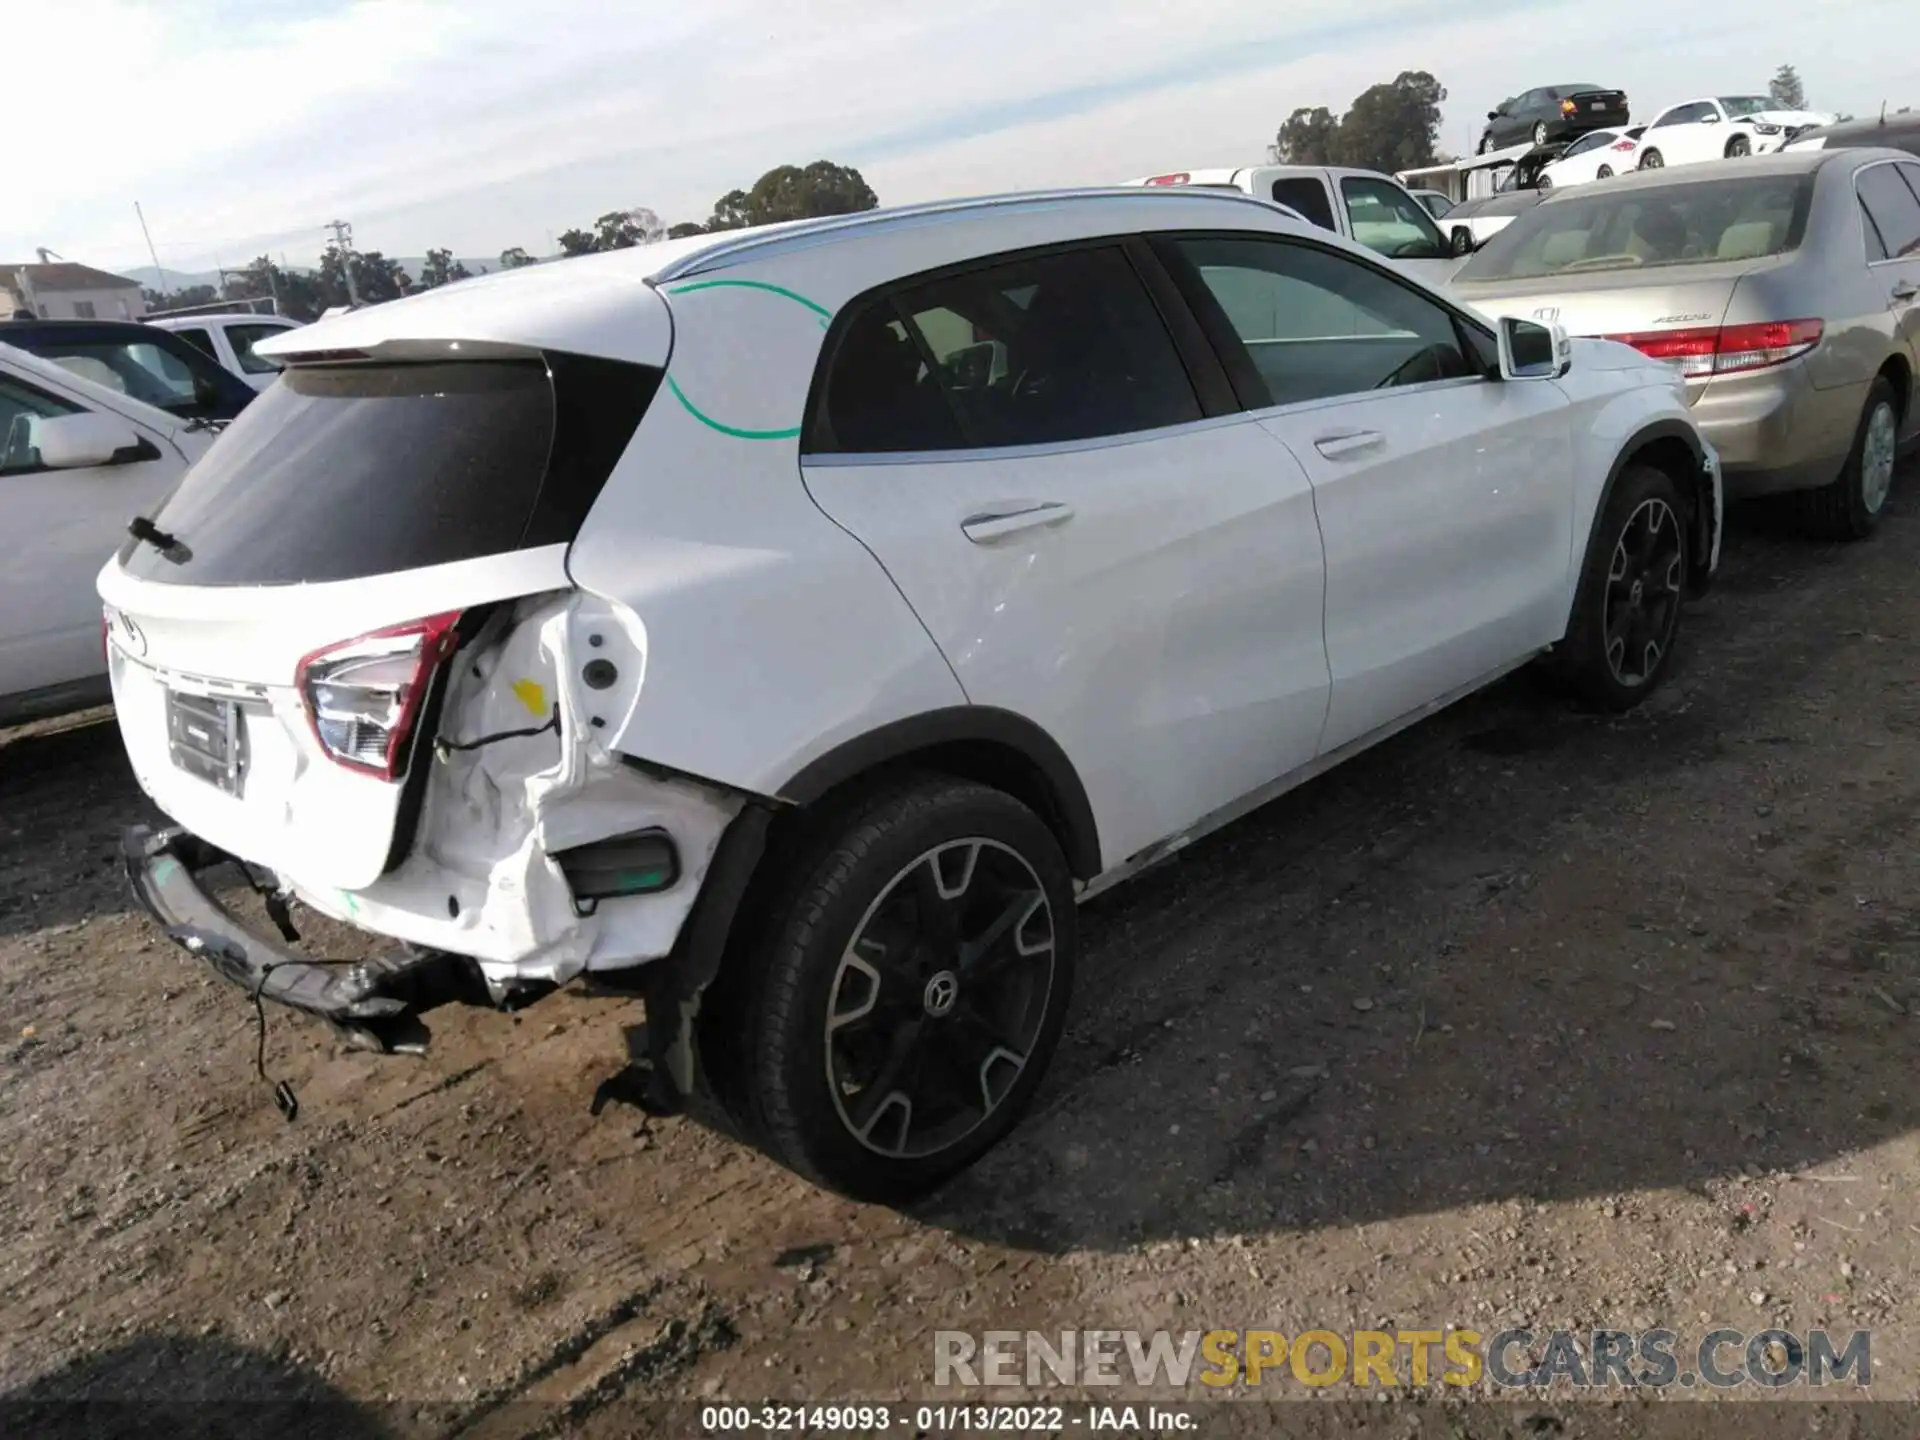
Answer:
1719 97 1773 117
1455 174 1815 281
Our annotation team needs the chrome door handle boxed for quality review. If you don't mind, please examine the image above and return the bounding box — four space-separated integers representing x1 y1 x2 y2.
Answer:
1893 280 1919 304
960 502 1075 544
1313 429 1386 459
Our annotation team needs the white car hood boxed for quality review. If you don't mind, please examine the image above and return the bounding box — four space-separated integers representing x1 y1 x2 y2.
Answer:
1741 109 1835 129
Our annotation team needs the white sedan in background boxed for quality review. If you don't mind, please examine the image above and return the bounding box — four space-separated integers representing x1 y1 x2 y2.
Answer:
1634 96 1837 170
1536 127 1645 189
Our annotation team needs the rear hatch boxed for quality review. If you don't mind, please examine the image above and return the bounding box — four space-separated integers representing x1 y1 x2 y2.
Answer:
100 349 663 891
1447 169 1817 398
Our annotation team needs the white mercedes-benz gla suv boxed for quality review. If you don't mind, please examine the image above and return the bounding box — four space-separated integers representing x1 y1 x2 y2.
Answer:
102 187 1721 1199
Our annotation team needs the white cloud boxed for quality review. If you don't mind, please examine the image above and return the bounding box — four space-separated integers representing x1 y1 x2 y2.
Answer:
5 0 1904 275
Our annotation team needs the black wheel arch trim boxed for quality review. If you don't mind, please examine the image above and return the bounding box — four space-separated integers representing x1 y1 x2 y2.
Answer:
778 706 1102 880
1581 420 1714 601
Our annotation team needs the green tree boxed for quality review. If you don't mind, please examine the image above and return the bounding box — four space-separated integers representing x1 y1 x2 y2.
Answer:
589 207 664 250
498 246 537 268
141 283 220 313
1768 64 1807 110
1273 106 1341 165
317 243 411 308
557 228 597 257
666 221 707 240
418 248 473 288
1336 71 1448 173
221 257 327 322
704 160 879 232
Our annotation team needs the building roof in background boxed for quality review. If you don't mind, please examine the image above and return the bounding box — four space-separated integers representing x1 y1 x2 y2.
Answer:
0 262 144 292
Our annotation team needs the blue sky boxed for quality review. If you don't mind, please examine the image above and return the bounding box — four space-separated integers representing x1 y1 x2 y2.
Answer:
5 0 1902 275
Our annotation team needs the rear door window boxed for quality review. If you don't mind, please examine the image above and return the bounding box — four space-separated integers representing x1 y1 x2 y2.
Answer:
119 355 661 586
1340 177 1449 259
811 245 1201 454
1857 162 1920 259
1270 177 1337 231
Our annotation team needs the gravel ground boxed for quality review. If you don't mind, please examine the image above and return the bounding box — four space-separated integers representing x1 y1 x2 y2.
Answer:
5 461 1920 1435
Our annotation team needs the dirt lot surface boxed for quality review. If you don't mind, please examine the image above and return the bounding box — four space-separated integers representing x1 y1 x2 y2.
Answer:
6 462 1920 1435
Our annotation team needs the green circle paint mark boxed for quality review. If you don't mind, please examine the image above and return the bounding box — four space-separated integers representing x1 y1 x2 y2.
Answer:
662 278 833 440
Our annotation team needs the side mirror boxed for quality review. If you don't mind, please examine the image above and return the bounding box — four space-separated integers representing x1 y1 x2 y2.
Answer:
1497 316 1572 380
1451 225 1478 257
33 413 145 469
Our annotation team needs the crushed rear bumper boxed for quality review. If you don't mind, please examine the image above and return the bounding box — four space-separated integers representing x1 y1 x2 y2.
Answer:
122 824 469 1053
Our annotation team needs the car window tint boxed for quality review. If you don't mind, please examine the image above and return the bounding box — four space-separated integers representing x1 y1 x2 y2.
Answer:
1900 162 1920 207
1459 174 1814 278
39 341 200 412
226 323 292 374
1169 235 1476 408
818 246 1201 454
1857 162 1920 259
0 374 80 476
1341 177 1448 259
1271 178 1337 230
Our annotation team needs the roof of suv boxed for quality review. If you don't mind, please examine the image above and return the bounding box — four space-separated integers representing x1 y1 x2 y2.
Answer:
255 186 1303 368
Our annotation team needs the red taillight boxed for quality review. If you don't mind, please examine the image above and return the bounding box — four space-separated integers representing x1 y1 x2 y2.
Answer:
1611 139 1638 151
295 610 463 781
1144 172 1190 186
1602 319 1824 380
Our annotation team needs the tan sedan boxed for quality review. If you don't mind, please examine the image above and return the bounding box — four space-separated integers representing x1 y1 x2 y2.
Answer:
1449 147 1919 538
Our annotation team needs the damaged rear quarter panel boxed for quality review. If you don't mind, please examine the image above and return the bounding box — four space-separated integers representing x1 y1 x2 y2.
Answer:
562 255 968 802
292 593 743 985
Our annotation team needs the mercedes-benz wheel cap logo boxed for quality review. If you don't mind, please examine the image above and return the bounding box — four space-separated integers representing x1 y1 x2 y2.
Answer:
923 970 959 1018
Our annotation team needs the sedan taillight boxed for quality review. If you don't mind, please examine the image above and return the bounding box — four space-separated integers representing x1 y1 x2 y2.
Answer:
1603 320 1824 380
295 610 463 781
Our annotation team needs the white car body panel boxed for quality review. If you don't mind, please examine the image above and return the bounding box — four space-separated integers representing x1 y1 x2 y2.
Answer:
99 190 1715 993
1251 376 1574 752
1538 130 1642 188
1637 99 1839 169
0 343 207 713
804 421 1330 870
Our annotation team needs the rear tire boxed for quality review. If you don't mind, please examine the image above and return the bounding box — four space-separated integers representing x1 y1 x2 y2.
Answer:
730 776 1077 1202
1533 121 1551 146
1726 134 1752 158
1795 377 1900 542
1550 463 1688 712
1640 148 1665 169
1596 164 1615 179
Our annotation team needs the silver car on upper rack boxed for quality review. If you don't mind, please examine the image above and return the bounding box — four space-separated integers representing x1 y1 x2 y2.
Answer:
1449 148 1920 539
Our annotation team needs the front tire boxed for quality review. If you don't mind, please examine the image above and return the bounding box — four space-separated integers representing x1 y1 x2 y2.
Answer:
1536 172 1553 192
1726 134 1752 158
1551 464 1688 711
1639 148 1664 169
735 776 1077 1202
1533 121 1551 146
1796 377 1900 542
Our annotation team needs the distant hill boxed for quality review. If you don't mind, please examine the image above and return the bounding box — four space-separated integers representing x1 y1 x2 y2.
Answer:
122 258 498 291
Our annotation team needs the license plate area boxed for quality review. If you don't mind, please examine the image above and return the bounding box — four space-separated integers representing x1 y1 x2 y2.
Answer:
166 689 248 796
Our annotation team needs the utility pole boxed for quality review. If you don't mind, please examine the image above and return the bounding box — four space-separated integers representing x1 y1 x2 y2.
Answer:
326 219 361 307
134 202 168 299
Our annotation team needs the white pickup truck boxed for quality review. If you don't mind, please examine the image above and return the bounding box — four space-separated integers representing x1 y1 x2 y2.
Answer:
1124 165 1464 285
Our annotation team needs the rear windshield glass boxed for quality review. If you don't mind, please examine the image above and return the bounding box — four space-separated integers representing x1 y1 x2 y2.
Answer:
120 355 658 586
1456 174 1816 281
